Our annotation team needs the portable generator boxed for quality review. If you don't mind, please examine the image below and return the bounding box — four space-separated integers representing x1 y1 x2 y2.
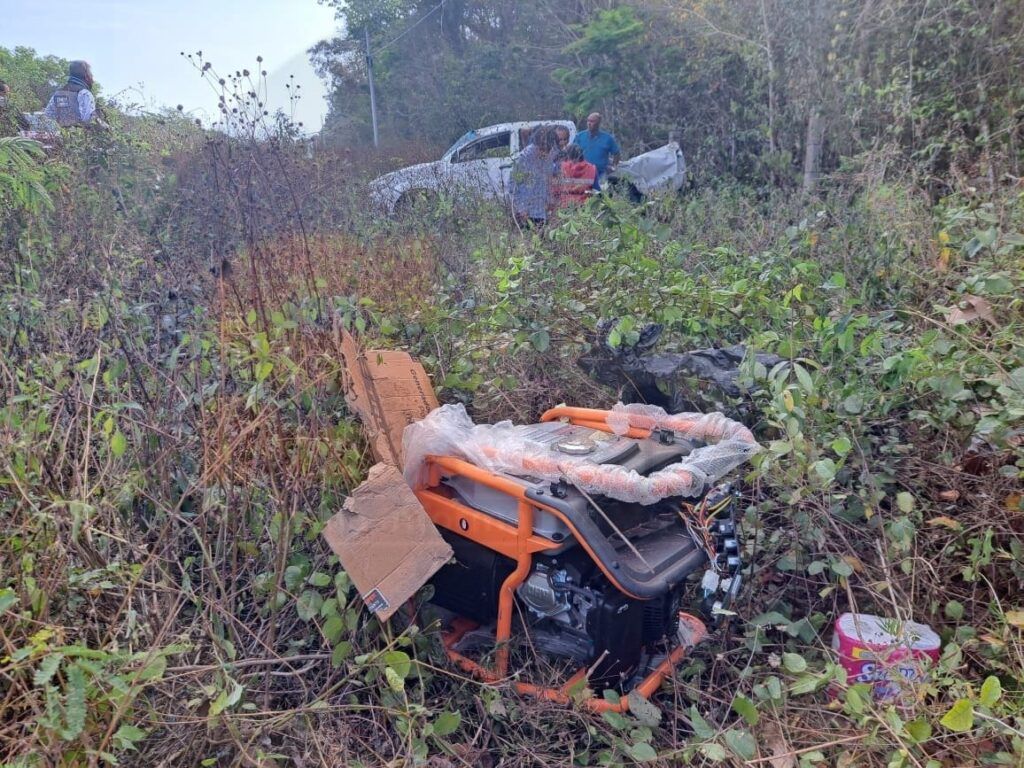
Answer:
404 403 760 712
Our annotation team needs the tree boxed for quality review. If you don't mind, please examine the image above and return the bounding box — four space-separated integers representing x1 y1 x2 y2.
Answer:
556 6 645 116
0 136 52 215
308 0 1024 185
0 46 70 113
311 0 581 146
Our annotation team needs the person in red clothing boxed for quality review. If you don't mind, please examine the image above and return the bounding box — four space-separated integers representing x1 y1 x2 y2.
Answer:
553 144 597 209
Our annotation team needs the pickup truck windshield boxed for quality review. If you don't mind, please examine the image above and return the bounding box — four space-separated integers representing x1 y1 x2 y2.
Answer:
453 132 511 163
446 130 477 158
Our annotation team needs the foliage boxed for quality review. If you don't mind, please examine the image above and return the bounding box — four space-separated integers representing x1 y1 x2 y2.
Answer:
1 27 1023 768
0 137 53 214
0 46 69 112
556 6 646 115
315 0 1024 185
312 0 576 145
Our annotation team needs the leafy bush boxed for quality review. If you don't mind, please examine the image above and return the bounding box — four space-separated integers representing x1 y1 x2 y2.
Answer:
1 51 1022 766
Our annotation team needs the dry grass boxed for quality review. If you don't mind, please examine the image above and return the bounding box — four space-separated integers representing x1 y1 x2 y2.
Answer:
2 113 1022 767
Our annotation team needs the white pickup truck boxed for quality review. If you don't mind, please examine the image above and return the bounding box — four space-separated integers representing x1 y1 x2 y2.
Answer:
369 119 686 214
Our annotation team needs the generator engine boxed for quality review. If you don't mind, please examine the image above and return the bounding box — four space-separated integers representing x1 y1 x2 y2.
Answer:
423 419 745 689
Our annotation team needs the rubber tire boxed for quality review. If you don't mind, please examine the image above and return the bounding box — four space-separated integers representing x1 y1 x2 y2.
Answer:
394 189 436 215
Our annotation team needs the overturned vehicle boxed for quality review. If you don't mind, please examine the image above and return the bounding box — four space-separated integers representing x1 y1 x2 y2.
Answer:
369 120 686 214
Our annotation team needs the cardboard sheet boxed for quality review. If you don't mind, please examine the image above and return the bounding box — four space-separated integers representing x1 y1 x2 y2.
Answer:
339 330 439 467
322 463 452 621
326 332 448 622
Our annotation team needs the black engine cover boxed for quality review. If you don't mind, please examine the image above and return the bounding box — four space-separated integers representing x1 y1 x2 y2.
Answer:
429 531 661 687
586 591 645 685
429 528 515 624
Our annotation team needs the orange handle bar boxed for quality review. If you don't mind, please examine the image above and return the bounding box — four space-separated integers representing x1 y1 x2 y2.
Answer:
424 453 645 601
540 406 650 439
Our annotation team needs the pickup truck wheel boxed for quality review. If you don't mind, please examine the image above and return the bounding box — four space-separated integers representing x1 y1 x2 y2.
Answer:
606 177 643 204
395 189 436 214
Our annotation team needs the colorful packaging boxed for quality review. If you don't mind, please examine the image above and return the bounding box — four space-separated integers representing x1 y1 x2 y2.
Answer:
832 613 941 703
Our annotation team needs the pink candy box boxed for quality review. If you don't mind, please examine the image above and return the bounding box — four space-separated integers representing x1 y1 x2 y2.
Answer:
832 612 941 702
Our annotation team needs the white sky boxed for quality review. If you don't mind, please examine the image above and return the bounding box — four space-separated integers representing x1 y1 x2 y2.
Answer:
1 0 339 131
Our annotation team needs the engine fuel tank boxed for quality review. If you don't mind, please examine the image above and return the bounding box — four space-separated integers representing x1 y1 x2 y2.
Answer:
442 422 697 541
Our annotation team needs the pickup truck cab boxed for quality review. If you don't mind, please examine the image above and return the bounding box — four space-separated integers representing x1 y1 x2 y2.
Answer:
369 119 685 214
370 120 573 213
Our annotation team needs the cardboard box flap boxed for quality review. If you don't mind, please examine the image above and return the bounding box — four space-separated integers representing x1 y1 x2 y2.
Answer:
339 330 438 467
322 463 452 621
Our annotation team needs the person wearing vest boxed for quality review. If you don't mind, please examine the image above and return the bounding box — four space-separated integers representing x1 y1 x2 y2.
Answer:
44 60 96 127
553 144 597 208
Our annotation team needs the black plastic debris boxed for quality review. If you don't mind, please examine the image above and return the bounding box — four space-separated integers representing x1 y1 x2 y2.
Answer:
579 320 783 415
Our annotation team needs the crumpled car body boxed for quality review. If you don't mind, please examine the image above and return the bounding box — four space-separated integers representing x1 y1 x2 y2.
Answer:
579 320 783 417
614 142 687 196
369 120 686 214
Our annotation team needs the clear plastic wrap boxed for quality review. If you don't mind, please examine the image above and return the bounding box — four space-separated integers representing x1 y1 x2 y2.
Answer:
402 404 525 489
606 402 757 443
402 403 760 505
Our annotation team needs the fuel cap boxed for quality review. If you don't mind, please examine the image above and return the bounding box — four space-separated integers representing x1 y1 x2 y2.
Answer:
554 438 596 455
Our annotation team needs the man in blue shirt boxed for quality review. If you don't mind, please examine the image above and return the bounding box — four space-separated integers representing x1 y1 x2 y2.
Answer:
573 112 620 190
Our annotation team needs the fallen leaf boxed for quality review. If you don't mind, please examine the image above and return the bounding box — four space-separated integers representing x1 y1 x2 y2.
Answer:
1005 611 1024 629
962 452 993 476
842 555 865 573
626 693 663 727
946 294 996 327
1006 493 1022 512
940 699 974 732
762 723 795 768
938 489 960 502
927 516 963 531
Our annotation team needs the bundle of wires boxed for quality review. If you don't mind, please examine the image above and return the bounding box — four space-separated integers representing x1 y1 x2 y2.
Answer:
678 488 733 565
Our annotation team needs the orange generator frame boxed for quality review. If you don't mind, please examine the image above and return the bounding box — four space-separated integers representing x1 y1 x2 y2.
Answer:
413 406 707 713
